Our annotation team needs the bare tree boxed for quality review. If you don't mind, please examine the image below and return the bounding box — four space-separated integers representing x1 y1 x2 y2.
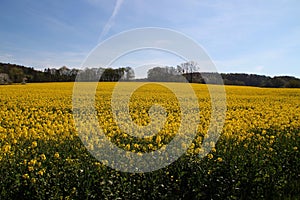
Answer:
180 61 198 82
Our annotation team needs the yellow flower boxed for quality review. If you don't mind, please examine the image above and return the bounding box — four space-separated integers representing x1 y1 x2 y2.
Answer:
181 143 187 149
137 152 143 157
269 148 273 152
194 148 201 154
71 187 77 194
40 154 46 161
217 157 223 162
54 152 60 159
190 143 195 149
2 144 11 153
31 178 36 184
31 141 38 148
125 144 131 151
156 135 162 144
102 160 108 165
148 144 154 150
28 166 34 172
22 174 29 179
207 153 213 159
29 159 37 166
38 169 44 176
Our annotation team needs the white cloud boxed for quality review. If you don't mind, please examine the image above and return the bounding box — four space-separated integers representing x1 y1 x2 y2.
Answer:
98 0 124 42
4 50 88 69
0 54 14 63
255 65 264 72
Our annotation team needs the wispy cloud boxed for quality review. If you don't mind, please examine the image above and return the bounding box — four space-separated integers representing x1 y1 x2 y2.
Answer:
1 49 88 69
0 53 15 63
98 0 124 42
213 47 289 76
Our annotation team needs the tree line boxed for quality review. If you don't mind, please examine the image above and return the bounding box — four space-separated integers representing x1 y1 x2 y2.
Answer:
187 72 300 88
1 62 300 88
147 61 300 88
0 63 134 83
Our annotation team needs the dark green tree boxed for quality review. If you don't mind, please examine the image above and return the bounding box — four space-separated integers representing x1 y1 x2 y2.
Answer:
9 67 24 83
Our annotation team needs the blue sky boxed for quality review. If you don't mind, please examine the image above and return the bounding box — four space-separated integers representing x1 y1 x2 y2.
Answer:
0 0 300 77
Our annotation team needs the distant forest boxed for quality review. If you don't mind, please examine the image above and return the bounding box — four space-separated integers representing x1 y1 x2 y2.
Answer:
1 62 300 88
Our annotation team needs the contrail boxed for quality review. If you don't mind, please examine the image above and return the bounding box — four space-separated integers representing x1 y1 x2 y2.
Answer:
98 0 124 42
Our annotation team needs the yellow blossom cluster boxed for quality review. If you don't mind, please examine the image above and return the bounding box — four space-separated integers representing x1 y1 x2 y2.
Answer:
0 82 299 177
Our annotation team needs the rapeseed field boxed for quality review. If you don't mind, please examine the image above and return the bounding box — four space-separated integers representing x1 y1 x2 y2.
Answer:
0 82 299 199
